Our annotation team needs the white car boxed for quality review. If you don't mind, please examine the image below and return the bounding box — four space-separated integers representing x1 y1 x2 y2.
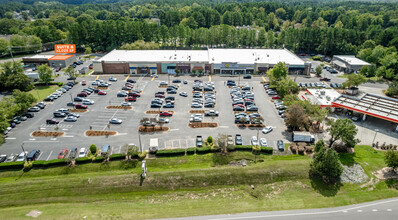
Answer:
260 138 268 147
179 92 188 97
78 148 86 158
157 118 169 123
205 110 219 116
251 136 259 146
16 151 28 162
190 114 203 118
121 102 131 106
262 126 273 134
109 118 122 124
159 81 168 86
82 99 95 105
92 81 98 85
109 77 117 82
190 117 203 122
64 116 77 122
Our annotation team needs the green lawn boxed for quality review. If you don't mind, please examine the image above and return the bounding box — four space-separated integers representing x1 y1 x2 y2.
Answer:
28 85 59 101
0 147 396 219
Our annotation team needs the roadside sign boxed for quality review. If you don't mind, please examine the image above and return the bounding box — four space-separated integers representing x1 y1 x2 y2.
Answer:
55 44 76 53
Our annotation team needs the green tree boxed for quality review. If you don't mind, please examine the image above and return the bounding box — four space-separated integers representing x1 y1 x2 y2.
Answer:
126 144 139 160
37 64 52 85
275 77 299 98
386 81 398 96
64 66 76 83
207 136 213 144
310 145 343 184
314 140 325 153
384 150 398 172
89 144 97 155
216 133 229 154
84 46 92 55
285 104 309 131
0 61 32 92
326 119 359 148
268 62 289 84
342 73 367 89
0 38 9 55
315 65 322 77
12 89 36 114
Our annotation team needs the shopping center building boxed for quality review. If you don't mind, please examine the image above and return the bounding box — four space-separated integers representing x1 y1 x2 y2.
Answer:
93 49 308 75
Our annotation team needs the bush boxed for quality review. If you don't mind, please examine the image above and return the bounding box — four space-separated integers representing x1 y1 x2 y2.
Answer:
312 56 321 60
207 136 213 144
138 151 147 160
0 161 24 170
156 149 186 157
57 82 64 87
75 157 91 164
89 144 97 155
260 147 273 154
109 154 125 161
186 147 196 155
23 161 33 171
33 159 67 167
234 145 253 151
196 147 212 154
94 156 104 162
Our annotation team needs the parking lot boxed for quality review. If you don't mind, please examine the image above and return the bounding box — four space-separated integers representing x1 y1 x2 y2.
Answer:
1 74 291 161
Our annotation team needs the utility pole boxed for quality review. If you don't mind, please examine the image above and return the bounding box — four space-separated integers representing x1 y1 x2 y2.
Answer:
8 46 14 62
138 134 142 153
21 143 26 161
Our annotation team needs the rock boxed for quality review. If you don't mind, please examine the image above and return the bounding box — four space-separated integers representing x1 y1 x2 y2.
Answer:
341 164 368 183
240 159 248 166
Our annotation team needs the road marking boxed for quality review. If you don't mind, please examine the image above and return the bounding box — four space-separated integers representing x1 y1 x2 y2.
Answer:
95 75 99 80
209 75 211 82
5 137 16 140
36 152 43 160
124 75 129 81
207 199 398 220
262 76 266 82
24 141 59 143
50 138 57 141
342 210 347 213
151 76 155 81
387 209 392 211
63 135 74 137
169 129 180 131
62 129 68 131
372 209 378 212
29 138 36 141
46 151 53 161
219 126 229 128
322 81 329 87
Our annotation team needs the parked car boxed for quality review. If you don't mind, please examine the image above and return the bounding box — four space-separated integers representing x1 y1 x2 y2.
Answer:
98 91 107 95
16 151 28 162
260 138 268 147
69 148 78 159
262 126 273 134
28 107 40 112
109 77 117 82
53 112 66 117
27 149 41 161
243 75 252 79
67 113 80 118
227 135 234 146
101 144 111 156
23 112 34 118
127 79 136 83
320 77 331 82
157 118 169 124
163 103 174 108
125 96 136 102
82 80 86 86
121 102 132 106
46 118 59 124
179 92 188 97
196 136 203 147
5 154 17 162
151 103 162 108
109 118 122 124
205 110 219 116
172 79 181 83
75 104 87 109
64 116 77 122
58 149 69 159
77 92 88 97
159 111 173 116
67 102 76 107
251 136 259 146
78 148 86 158
277 140 284 151
0 155 7 163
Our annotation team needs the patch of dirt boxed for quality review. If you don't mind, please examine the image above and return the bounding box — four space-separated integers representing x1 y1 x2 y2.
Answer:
374 167 398 180
139 126 169 132
341 164 368 183
189 110 205 114
85 130 117 136
360 177 379 191
106 106 132 109
32 131 64 137
189 122 218 128
26 210 42 218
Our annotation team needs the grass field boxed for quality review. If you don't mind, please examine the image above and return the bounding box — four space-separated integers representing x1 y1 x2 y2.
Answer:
0 146 396 219
28 85 59 101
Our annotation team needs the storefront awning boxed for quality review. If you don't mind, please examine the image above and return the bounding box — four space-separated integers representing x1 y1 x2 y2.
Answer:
333 60 347 69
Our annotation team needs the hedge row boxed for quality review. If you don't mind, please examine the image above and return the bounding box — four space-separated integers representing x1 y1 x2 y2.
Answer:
156 149 186 157
261 147 273 154
33 159 67 167
0 161 24 170
233 145 253 151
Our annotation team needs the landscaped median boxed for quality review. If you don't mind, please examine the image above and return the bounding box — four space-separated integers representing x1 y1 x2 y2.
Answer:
31 131 64 137
85 130 117 136
106 106 132 110
189 122 218 128
146 110 174 114
0 146 397 219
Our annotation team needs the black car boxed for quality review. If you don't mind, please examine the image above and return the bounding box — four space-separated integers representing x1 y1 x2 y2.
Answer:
172 79 181 83
36 103 45 109
66 82 75 86
69 148 78 159
196 136 203 147
235 134 242 145
74 97 83 102
23 112 34 118
66 102 76 107
151 103 162 108
165 96 175 101
127 79 136 83
0 155 7 163
277 140 284 151
43 96 55 102
27 149 40 161
243 75 252 79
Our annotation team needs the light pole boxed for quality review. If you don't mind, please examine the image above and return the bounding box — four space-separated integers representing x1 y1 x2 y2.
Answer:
372 129 379 146
139 134 142 153
238 71 241 87
21 143 26 161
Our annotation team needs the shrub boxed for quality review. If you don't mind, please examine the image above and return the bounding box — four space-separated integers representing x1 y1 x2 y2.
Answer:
57 82 64 87
33 159 67 167
196 147 212 154
156 149 186 157
119 160 138 169
0 161 24 170
109 154 125 161
89 144 97 155
252 145 261 154
260 147 273 154
207 136 213 144
234 145 253 151
75 157 91 164
186 147 196 155
94 156 104 162
138 151 147 160
23 161 33 171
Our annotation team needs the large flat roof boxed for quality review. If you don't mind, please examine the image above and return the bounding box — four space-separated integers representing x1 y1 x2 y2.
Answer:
23 55 54 60
332 93 398 123
208 48 304 66
334 55 370 66
96 49 305 66
303 89 341 107
97 50 209 63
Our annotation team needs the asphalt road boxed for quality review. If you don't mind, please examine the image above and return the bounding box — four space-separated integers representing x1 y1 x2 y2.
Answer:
162 197 398 220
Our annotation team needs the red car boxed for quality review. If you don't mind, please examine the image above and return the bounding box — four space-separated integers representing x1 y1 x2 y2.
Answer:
155 94 165 98
89 64 93 69
272 95 281 100
125 96 136 102
58 149 68 159
82 80 86 86
124 83 134 88
159 111 173 116
233 104 245 108
98 91 107 95
75 104 88 109
128 92 141 97
77 92 88 97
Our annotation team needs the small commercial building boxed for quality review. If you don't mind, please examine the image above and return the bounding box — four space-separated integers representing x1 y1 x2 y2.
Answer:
48 55 76 68
332 55 370 73
22 55 54 68
301 89 342 109
93 49 306 75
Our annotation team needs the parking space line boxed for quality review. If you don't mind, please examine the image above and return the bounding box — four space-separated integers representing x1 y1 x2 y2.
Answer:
118 146 121 154
95 75 99 80
322 81 329 87
46 151 53 161
151 77 155 81
209 75 211 82
262 76 266 81
36 152 43 160
124 75 129 81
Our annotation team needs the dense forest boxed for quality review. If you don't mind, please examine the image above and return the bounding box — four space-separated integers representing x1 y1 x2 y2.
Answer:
0 0 398 79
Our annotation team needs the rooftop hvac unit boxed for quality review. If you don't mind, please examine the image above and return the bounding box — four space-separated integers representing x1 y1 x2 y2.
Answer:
320 90 326 95
326 96 331 101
